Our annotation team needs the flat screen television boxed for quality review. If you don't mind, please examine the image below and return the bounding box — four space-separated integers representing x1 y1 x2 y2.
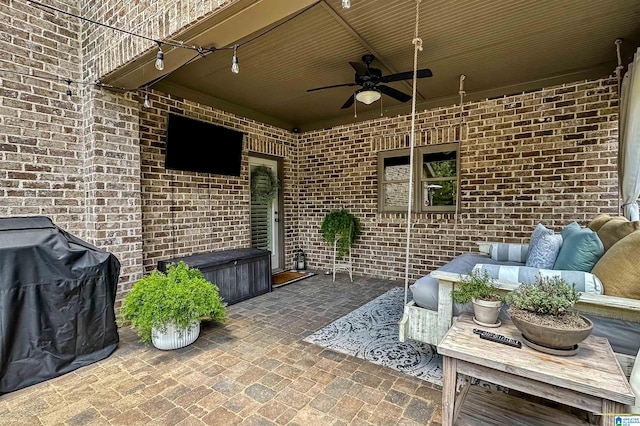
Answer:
164 113 244 176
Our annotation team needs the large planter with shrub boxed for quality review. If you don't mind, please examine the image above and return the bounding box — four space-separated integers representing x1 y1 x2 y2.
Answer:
120 261 227 350
506 275 593 354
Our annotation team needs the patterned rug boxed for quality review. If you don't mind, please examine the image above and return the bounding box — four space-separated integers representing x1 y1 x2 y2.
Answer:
304 287 443 386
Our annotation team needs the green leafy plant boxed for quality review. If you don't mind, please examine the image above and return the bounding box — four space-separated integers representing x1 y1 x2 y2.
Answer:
505 275 580 316
320 209 361 260
119 261 227 344
451 269 502 303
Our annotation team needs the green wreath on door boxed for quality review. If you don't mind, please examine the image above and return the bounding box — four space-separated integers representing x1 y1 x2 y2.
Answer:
251 166 279 202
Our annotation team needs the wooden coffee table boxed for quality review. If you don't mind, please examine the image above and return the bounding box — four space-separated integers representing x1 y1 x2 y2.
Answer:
437 314 635 426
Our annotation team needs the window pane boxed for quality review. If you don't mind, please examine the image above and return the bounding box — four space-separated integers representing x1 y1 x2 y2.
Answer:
422 180 456 207
385 182 410 206
422 151 456 179
384 155 410 181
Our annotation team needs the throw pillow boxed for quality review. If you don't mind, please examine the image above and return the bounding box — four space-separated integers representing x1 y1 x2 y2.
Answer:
553 227 604 272
597 218 640 252
591 231 640 299
489 243 528 263
525 224 562 269
587 213 628 233
561 221 581 239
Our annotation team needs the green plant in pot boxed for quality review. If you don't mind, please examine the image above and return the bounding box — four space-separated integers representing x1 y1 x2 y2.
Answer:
320 209 361 260
505 275 592 354
451 269 504 327
119 261 227 350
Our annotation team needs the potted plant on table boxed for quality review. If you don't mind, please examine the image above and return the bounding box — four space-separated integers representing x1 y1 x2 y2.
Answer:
451 269 504 327
505 275 592 354
320 209 361 260
119 261 227 350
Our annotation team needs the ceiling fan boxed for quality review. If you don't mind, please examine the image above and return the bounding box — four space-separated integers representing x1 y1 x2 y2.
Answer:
306 54 433 109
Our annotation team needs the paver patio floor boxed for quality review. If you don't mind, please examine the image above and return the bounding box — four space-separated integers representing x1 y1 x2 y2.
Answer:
0 272 444 425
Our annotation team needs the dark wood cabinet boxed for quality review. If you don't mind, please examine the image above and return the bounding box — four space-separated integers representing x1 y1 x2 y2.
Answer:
157 248 272 306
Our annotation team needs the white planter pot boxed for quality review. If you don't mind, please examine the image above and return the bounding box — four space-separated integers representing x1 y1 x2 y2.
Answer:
152 321 200 350
472 299 503 326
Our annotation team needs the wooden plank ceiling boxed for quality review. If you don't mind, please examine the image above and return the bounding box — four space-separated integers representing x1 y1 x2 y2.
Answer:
103 0 640 132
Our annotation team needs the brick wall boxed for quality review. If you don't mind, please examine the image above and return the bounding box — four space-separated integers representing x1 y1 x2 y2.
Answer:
138 89 298 279
1 0 621 304
298 78 619 283
0 0 86 234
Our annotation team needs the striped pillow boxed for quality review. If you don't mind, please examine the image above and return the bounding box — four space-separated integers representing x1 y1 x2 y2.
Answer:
472 264 603 294
489 243 529 263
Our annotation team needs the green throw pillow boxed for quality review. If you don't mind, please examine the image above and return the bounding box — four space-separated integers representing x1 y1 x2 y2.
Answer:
553 226 604 272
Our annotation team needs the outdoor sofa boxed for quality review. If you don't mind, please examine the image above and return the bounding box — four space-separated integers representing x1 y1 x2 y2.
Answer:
399 213 640 411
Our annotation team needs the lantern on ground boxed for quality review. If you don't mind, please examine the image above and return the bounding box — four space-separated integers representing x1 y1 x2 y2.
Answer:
294 248 306 271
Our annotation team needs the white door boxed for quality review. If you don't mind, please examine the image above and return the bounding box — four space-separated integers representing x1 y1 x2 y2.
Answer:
249 157 280 269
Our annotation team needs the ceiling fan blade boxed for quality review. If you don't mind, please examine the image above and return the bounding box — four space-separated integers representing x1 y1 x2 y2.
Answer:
381 68 433 83
378 85 412 102
341 93 355 109
349 61 369 76
307 82 358 92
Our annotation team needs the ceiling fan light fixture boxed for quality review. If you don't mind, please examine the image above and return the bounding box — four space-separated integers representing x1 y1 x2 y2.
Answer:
356 89 381 105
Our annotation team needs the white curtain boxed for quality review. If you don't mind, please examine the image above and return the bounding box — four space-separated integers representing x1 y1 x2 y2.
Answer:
619 47 640 221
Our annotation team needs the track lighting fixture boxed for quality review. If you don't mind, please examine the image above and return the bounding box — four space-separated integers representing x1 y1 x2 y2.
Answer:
155 43 165 71
231 45 239 74
65 79 72 99
342 0 351 9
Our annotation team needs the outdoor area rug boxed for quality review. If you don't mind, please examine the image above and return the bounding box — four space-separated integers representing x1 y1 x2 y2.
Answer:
272 270 316 288
303 287 444 386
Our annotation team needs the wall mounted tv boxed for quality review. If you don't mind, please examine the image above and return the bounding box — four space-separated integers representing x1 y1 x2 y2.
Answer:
164 113 244 176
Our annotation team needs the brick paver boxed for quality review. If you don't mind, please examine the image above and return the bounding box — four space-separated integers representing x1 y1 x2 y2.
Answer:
0 273 442 425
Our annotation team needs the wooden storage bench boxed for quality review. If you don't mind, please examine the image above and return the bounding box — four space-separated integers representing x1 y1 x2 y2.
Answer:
158 248 272 305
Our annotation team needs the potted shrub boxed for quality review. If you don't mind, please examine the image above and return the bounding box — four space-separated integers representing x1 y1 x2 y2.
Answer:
119 261 227 350
451 269 504 327
505 275 593 354
320 209 361 260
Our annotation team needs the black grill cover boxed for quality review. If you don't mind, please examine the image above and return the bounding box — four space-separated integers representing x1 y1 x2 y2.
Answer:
0 216 120 394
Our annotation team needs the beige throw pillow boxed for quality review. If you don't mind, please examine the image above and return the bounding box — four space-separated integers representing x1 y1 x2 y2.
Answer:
597 219 640 252
587 213 627 232
591 231 640 299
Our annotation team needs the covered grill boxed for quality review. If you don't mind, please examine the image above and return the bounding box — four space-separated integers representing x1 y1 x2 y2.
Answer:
0 216 120 394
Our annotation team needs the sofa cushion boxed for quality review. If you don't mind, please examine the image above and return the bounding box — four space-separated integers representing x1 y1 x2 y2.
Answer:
561 221 581 239
410 252 524 312
596 218 640 252
473 264 603 294
588 213 618 232
489 243 529 263
591 231 640 299
553 226 604 272
525 223 562 269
